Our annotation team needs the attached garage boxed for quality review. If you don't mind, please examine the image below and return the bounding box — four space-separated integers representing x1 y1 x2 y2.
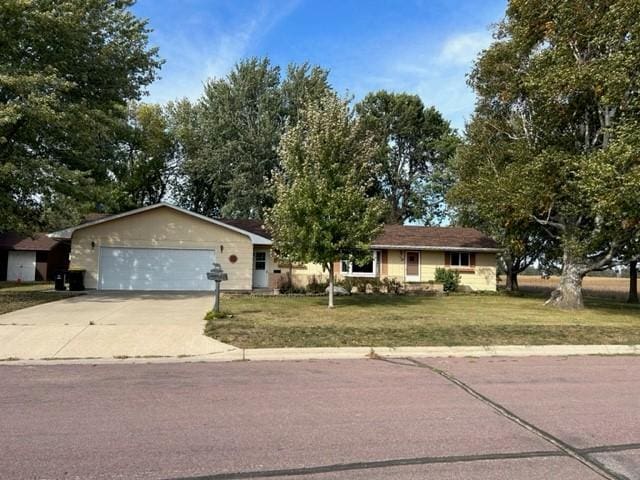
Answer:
99 247 216 291
50 203 272 291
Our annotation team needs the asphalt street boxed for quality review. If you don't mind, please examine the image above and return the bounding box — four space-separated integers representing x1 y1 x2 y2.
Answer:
0 356 638 479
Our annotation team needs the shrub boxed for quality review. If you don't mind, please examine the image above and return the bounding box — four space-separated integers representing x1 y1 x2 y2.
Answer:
434 268 460 293
351 278 369 293
369 277 382 293
306 275 329 294
337 277 354 293
382 277 403 295
204 310 232 320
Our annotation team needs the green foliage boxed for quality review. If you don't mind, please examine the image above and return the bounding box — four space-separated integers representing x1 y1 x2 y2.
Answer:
172 59 333 219
355 91 459 224
382 277 403 295
337 277 353 293
266 94 386 268
0 0 162 233
306 275 329 294
457 0 640 307
110 103 177 210
266 94 387 306
434 268 460 293
204 310 232 320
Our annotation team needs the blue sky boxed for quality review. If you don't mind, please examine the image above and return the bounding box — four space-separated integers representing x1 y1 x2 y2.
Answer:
132 0 506 131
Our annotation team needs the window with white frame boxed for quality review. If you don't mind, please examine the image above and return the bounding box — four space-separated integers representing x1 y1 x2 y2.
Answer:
450 252 470 267
341 251 379 277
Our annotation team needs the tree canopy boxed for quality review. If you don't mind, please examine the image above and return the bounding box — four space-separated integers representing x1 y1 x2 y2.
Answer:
355 91 458 224
459 0 640 308
0 0 162 233
172 59 333 219
266 94 387 308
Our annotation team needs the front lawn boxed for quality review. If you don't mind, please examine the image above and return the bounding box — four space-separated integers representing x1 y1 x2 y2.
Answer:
0 283 76 315
205 293 640 348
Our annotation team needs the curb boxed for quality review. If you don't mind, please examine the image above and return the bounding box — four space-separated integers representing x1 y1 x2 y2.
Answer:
2 344 640 366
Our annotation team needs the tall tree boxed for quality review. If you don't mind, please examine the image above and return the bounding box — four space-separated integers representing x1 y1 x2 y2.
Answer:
449 110 556 292
466 0 640 308
266 95 387 308
173 58 333 220
0 0 162 232
110 103 176 210
355 91 458 224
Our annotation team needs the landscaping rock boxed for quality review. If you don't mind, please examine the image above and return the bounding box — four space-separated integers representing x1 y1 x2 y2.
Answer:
326 285 350 296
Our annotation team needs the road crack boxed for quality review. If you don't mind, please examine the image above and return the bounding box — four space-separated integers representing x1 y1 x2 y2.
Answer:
391 357 628 480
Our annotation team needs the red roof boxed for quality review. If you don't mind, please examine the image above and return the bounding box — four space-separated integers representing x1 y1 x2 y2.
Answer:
0 232 62 251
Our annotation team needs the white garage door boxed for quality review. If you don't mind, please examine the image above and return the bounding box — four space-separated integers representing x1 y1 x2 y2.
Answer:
7 251 36 282
99 247 215 291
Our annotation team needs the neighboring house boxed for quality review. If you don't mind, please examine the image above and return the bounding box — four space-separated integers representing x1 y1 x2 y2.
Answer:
49 203 499 292
0 232 70 282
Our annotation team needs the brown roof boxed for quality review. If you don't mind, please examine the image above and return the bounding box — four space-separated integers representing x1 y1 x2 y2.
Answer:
0 232 62 251
217 220 496 250
216 219 272 240
371 225 499 250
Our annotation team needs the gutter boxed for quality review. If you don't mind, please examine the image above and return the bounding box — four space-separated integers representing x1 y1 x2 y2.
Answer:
370 245 502 253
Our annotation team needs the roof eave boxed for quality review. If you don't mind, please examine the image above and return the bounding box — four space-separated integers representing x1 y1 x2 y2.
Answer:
47 202 273 245
370 244 501 253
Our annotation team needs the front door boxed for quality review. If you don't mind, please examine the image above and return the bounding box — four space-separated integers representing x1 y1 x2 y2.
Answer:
405 251 420 282
253 250 268 288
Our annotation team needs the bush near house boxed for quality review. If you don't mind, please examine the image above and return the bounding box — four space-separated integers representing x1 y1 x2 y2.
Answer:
434 268 460 292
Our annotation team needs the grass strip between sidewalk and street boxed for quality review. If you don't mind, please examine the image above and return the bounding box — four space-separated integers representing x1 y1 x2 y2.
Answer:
205 293 640 348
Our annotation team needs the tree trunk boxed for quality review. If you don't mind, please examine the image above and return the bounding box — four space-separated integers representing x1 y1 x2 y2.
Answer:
545 255 585 309
328 262 335 309
505 265 519 292
628 260 638 304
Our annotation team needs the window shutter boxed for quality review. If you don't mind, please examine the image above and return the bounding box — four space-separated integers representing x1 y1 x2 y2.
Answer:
381 250 388 276
444 252 450 267
470 253 476 268
333 260 341 275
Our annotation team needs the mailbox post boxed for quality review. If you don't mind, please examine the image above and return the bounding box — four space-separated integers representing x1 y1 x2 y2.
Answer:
207 263 228 312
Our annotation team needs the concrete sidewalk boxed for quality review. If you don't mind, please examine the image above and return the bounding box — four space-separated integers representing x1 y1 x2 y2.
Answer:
4 343 639 365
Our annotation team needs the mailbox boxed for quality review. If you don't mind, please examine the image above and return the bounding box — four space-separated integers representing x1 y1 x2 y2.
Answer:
207 263 228 312
207 263 228 282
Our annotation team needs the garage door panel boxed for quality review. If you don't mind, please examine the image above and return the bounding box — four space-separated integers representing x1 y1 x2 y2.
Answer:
99 247 215 291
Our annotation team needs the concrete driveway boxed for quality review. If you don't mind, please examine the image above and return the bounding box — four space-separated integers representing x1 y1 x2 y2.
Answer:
0 293 236 360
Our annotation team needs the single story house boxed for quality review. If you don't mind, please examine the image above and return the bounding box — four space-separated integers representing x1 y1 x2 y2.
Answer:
49 203 499 292
0 232 70 282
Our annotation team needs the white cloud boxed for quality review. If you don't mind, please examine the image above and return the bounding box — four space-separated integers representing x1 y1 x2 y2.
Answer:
438 31 493 66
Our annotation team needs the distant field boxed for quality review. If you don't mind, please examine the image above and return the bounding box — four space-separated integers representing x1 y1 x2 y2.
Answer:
508 276 631 300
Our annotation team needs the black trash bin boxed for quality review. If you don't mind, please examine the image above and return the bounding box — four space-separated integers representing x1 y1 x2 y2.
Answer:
54 271 67 291
68 269 85 291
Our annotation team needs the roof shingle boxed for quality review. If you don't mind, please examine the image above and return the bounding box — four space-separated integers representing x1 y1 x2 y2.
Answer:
0 232 62 251
216 219 272 240
371 225 499 250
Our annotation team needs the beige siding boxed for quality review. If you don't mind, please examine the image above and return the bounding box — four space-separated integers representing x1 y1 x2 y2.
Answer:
70 206 254 290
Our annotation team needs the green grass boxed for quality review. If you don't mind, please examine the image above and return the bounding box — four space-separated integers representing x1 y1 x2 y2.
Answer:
205 293 640 348
0 282 76 315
